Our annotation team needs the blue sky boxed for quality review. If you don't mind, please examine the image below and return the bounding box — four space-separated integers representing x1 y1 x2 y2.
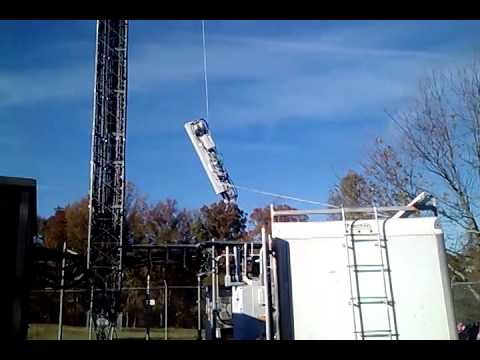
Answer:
1 20 480 218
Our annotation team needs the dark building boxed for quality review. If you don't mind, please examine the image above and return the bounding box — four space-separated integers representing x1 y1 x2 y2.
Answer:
1 176 37 340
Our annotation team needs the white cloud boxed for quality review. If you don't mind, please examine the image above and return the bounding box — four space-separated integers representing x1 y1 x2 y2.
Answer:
0 20 470 135
125 23 463 133
0 64 92 107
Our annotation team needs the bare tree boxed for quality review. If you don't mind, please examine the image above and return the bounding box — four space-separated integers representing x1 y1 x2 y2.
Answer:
361 54 480 299
363 138 425 207
396 72 477 237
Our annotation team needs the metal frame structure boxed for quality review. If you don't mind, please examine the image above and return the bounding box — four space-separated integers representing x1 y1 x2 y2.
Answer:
271 206 418 218
32 241 260 340
86 20 129 340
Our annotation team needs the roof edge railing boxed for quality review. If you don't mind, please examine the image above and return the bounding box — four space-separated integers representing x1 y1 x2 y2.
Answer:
271 206 419 218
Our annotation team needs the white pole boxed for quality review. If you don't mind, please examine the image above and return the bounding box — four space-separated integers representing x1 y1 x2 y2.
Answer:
243 243 247 278
226 246 230 274
57 241 66 340
86 23 100 341
146 273 150 341
164 280 168 340
270 204 274 233
88 287 94 340
225 246 230 286
211 245 216 310
259 248 263 281
261 227 272 340
197 275 202 340
268 234 280 340
211 242 217 339
233 246 239 282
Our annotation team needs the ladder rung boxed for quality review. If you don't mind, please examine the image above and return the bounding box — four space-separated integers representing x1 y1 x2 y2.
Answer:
355 330 395 336
352 302 389 306
355 330 392 334
349 264 390 273
352 296 394 305
350 238 386 243
345 233 380 237
363 334 394 338
359 300 389 305
349 264 384 267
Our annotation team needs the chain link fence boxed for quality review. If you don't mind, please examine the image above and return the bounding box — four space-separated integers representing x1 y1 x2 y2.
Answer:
451 281 480 324
28 281 480 340
118 287 199 340
27 286 199 340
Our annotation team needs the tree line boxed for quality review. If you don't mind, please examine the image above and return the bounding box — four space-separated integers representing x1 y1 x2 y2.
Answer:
34 182 304 329
37 183 303 254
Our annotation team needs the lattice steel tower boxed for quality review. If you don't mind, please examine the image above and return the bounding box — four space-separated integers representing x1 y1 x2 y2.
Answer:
86 20 128 340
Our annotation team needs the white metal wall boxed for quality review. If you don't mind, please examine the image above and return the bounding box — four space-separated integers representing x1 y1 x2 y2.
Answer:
272 217 457 340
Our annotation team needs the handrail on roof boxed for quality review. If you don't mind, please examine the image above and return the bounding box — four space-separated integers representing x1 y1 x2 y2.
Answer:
271 205 419 218
271 192 437 220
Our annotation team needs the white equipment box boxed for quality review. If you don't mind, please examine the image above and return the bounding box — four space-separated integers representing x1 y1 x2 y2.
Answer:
272 217 457 340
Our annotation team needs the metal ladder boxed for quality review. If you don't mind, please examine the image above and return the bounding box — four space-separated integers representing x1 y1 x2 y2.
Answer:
344 207 399 340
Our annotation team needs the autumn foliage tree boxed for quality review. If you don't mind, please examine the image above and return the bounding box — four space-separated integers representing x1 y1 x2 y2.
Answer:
148 199 182 244
64 197 89 254
43 207 66 250
38 183 317 328
327 170 376 220
42 198 89 254
198 201 247 241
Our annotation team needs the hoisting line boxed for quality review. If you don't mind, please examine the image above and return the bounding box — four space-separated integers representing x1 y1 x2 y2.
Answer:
227 184 338 208
201 20 210 121
200 21 336 210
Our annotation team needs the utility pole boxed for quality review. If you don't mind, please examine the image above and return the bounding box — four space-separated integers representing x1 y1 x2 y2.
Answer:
145 249 152 341
57 241 67 340
197 275 202 340
164 280 168 340
261 227 273 340
86 20 129 340
211 241 217 339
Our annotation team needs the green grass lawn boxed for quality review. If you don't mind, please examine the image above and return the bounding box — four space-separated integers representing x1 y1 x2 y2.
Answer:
27 323 197 340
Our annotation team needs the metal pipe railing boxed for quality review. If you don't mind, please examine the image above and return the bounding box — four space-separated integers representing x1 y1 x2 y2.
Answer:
272 206 418 218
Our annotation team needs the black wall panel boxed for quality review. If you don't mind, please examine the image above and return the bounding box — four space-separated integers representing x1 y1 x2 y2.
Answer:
1 176 37 340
